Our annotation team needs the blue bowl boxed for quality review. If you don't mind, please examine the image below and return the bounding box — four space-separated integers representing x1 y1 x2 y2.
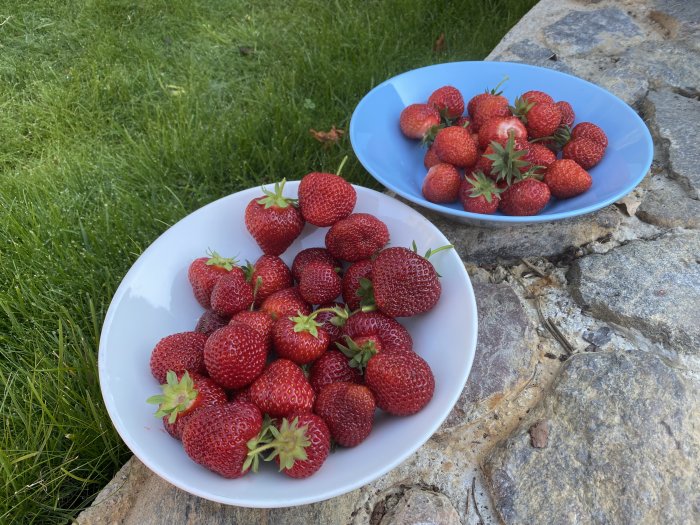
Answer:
349 61 653 226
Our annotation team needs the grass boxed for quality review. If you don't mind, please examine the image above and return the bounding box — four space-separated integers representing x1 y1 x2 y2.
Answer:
0 0 537 522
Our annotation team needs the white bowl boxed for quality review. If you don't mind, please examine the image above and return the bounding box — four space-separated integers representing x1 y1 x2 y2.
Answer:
99 181 478 507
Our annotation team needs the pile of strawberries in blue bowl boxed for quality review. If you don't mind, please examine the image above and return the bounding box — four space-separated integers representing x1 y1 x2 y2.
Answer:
399 81 609 216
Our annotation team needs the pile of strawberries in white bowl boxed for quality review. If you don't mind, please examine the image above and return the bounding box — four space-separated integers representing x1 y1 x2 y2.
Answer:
146 167 448 480
399 81 609 215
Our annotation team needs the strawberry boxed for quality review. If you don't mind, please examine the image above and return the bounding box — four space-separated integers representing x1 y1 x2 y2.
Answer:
194 310 230 337
249 359 315 418
188 252 238 309
477 116 527 150
314 302 350 344
247 414 331 479
272 312 330 364
291 248 340 283
342 259 373 310
423 147 441 169
556 101 575 127
522 141 557 172
562 138 605 169
309 349 363 393
460 171 502 215
365 350 435 416
245 179 304 256
467 77 508 118
314 382 375 447
298 165 357 227
454 116 470 128
182 401 263 478
371 245 448 317
570 122 608 148
203 323 267 389
399 103 441 140
498 178 551 216
260 287 312 321
248 255 293 307
210 268 254 317
428 85 465 120
342 311 413 353
544 159 592 198
325 213 389 262
432 126 478 168
471 96 511 132
479 132 530 185
147 370 227 440
512 97 562 139
422 163 461 203
521 90 554 106
149 332 207 383
298 260 342 305
230 310 275 350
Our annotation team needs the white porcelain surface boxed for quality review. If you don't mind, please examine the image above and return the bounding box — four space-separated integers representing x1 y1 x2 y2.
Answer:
99 181 478 507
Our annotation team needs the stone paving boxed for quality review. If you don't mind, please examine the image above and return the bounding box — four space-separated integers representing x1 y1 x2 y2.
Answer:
78 0 700 523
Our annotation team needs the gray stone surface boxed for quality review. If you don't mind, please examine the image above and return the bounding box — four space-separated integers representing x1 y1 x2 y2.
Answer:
376 488 461 525
569 231 700 353
637 176 700 229
444 283 537 427
650 0 700 39
483 349 700 525
618 41 700 94
542 8 642 54
643 90 700 198
494 38 573 73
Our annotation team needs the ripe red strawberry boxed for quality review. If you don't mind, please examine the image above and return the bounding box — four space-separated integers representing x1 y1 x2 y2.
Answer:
342 259 373 310
521 90 554 106
477 116 527 150
454 116 470 128
147 370 227 440
365 350 435 416
428 85 465 119
150 332 207 383
460 171 502 215
524 102 562 138
399 103 441 140
203 323 267 389
342 311 413 353
325 213 390 262
478 133 530 184
188 252 238 309
314 382 375 447
248 255 293 307
467 77 508 118
372 246 447 317
182 401 263 478
422 163 461 203
230 310 275 350
298 260 342 305
272 312 330 364
562 138 605 169
570 122 608 148
556 101 575 127
210 268 254 317
245 179 304 256
544 159 592 198
291 248 340 283
249 359 315 418
309 349 363 393
194 310 230 337
260 287 312 321
251 414 331 479
471 95 511 132
432 126 478 168
499 178 551 216
522 141 557 172
423 147 441 169
298 170 357 227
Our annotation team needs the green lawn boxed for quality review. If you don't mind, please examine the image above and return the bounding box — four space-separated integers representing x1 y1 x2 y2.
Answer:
0 0 537 522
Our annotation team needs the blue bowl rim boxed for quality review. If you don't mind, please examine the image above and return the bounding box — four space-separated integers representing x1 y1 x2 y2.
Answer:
349 60 654 224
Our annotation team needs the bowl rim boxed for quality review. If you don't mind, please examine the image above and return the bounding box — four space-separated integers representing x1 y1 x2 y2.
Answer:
349 60 654 224
98 181 478 507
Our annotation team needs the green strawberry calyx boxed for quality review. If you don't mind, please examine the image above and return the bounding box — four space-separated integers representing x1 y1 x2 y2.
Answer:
483 131 530 186
243 417 311 473
257 178 298 209
243 415 277 473
484 75 509 96
465 171 504 203
146 371 198 424
529 124 571 151
356 278 376 312
509 96 536 124
410 240 454 260
205 250 238 271
336 335 378 372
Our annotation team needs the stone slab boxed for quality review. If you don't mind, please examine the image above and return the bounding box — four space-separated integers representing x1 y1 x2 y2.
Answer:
637 176 700 229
